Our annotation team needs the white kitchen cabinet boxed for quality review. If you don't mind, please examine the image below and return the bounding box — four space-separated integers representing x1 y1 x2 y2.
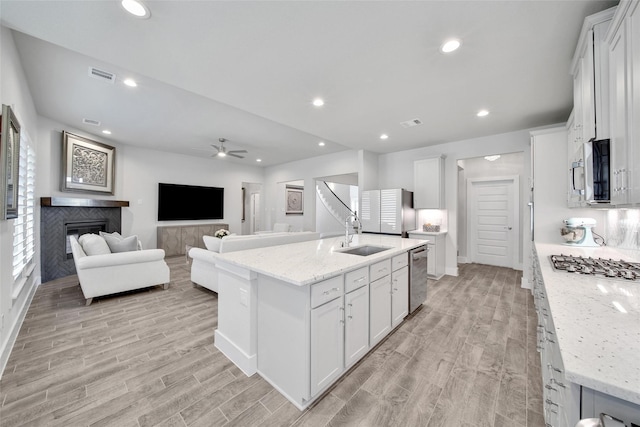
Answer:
408 231 446 279
532 248 581 427
344 284 369 368
369 275 391 347
310 295 344 396
391 265 408 328
571 8 615 143
414 156 445 209
607 0 640 205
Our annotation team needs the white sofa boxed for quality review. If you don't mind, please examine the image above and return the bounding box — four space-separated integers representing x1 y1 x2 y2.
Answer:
70 235 170 305
189 231 320 293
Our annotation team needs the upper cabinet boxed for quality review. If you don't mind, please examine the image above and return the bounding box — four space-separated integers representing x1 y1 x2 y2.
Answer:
414 156 445 209
570 7 616 143
607 0 640 205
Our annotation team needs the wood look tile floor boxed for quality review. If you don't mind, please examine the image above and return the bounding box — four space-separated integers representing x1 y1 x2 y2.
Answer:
0 258 544 427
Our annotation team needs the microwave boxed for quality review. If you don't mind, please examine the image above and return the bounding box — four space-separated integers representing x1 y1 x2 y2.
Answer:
570 139 610 204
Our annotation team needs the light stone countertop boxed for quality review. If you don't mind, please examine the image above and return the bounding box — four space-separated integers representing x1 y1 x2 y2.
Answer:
215 234 428 286
407 229 448 236
535 242 640 405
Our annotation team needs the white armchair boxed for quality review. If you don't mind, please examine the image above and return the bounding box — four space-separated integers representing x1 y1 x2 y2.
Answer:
70 235 170 305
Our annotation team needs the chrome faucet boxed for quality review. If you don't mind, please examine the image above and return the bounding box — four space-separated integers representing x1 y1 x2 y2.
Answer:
344 212 361 247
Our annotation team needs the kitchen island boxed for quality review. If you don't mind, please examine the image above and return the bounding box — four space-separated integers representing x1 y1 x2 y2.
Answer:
533 243 640 426
212 234 427 409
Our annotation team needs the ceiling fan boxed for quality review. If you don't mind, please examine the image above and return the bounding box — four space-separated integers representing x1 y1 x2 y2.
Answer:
211 138 248 159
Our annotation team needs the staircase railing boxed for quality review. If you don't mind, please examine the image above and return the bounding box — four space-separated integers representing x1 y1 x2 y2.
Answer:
316 181 356 226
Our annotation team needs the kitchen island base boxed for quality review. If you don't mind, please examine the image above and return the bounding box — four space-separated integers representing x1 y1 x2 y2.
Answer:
212 235 426 410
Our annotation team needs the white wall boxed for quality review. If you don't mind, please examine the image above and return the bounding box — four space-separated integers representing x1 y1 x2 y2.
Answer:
377 129 533 276
36 117 265 249
0 26 41 377
275 180 305 231
263 150 359 232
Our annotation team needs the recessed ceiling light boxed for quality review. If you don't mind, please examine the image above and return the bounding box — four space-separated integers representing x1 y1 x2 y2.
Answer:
102 130 112 135
484 155 501 162
256 158 262 162
123 78 137 87
312 98 325 107
441 39 461 53
380 134 389 140
318 141 325 147
477 109 490 117
121 0 150 18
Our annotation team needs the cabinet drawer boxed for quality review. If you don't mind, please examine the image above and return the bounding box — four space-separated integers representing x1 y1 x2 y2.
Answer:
391 252 408 271
370 259 391 282
311 276 343 308
345 267 369 293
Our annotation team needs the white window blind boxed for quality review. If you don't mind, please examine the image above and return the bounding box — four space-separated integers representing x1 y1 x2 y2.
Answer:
13 131 35 282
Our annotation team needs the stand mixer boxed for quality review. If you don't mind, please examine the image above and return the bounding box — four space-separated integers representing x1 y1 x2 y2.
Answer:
560 217 599 247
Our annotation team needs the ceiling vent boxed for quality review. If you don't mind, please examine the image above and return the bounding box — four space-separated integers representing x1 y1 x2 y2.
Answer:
83 118 101 126
400 118 423 128
88 67 116 84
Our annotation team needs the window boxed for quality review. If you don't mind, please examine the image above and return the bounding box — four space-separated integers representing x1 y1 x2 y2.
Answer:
12 131 35 298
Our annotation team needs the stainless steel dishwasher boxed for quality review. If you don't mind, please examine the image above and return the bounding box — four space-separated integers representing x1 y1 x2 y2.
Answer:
409 244 428 313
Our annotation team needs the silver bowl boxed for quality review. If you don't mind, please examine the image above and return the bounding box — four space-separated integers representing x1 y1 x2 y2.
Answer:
561 227 585 243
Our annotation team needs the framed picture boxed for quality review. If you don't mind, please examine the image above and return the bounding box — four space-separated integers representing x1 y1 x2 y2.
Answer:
62 131 115 194
285 185 304 215
1 104 21 220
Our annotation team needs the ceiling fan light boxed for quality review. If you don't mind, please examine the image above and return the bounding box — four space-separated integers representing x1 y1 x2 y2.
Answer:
218 152 226 157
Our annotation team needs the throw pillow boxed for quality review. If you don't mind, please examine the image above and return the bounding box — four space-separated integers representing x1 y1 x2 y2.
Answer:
102 234 139 253
203 235 221 253
99 231 122 240
79 234 112 256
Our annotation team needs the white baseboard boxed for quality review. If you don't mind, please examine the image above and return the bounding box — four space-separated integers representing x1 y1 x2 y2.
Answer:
0 276 39 379
214 329 257 376
457 256 469 264
445 266 459 277
521 276 532 289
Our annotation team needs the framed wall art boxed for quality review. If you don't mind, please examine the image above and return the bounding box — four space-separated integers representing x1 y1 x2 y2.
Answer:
285 185 303 215
62 131 115 194
1 104 21 220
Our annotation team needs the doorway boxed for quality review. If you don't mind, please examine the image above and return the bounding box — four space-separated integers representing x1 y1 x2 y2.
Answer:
457 152 524 270
468 177 519 268
241 182 263 235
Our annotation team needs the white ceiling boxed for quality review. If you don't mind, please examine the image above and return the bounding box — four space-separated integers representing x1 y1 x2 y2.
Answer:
1 0 618 167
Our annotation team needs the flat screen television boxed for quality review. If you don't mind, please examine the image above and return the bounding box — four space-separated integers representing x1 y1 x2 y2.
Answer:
157 183 224 221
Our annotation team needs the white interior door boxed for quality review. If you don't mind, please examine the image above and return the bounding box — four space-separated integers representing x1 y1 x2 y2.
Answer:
251 193 261 234
468 177 519 268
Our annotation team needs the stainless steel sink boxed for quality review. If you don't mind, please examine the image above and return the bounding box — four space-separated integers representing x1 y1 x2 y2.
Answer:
336 245 391 256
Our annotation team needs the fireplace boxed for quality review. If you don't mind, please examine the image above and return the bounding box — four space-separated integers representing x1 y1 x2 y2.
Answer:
64 220 108 260
40 197 129 282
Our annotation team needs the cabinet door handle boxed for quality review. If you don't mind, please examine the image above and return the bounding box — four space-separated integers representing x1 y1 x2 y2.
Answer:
348 303 353 319
323 287 340 295
547 363 562 373
354 276 366 283
340 306 345 324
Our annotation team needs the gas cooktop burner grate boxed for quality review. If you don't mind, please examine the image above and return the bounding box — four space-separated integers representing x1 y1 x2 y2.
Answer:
549 254 640 281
